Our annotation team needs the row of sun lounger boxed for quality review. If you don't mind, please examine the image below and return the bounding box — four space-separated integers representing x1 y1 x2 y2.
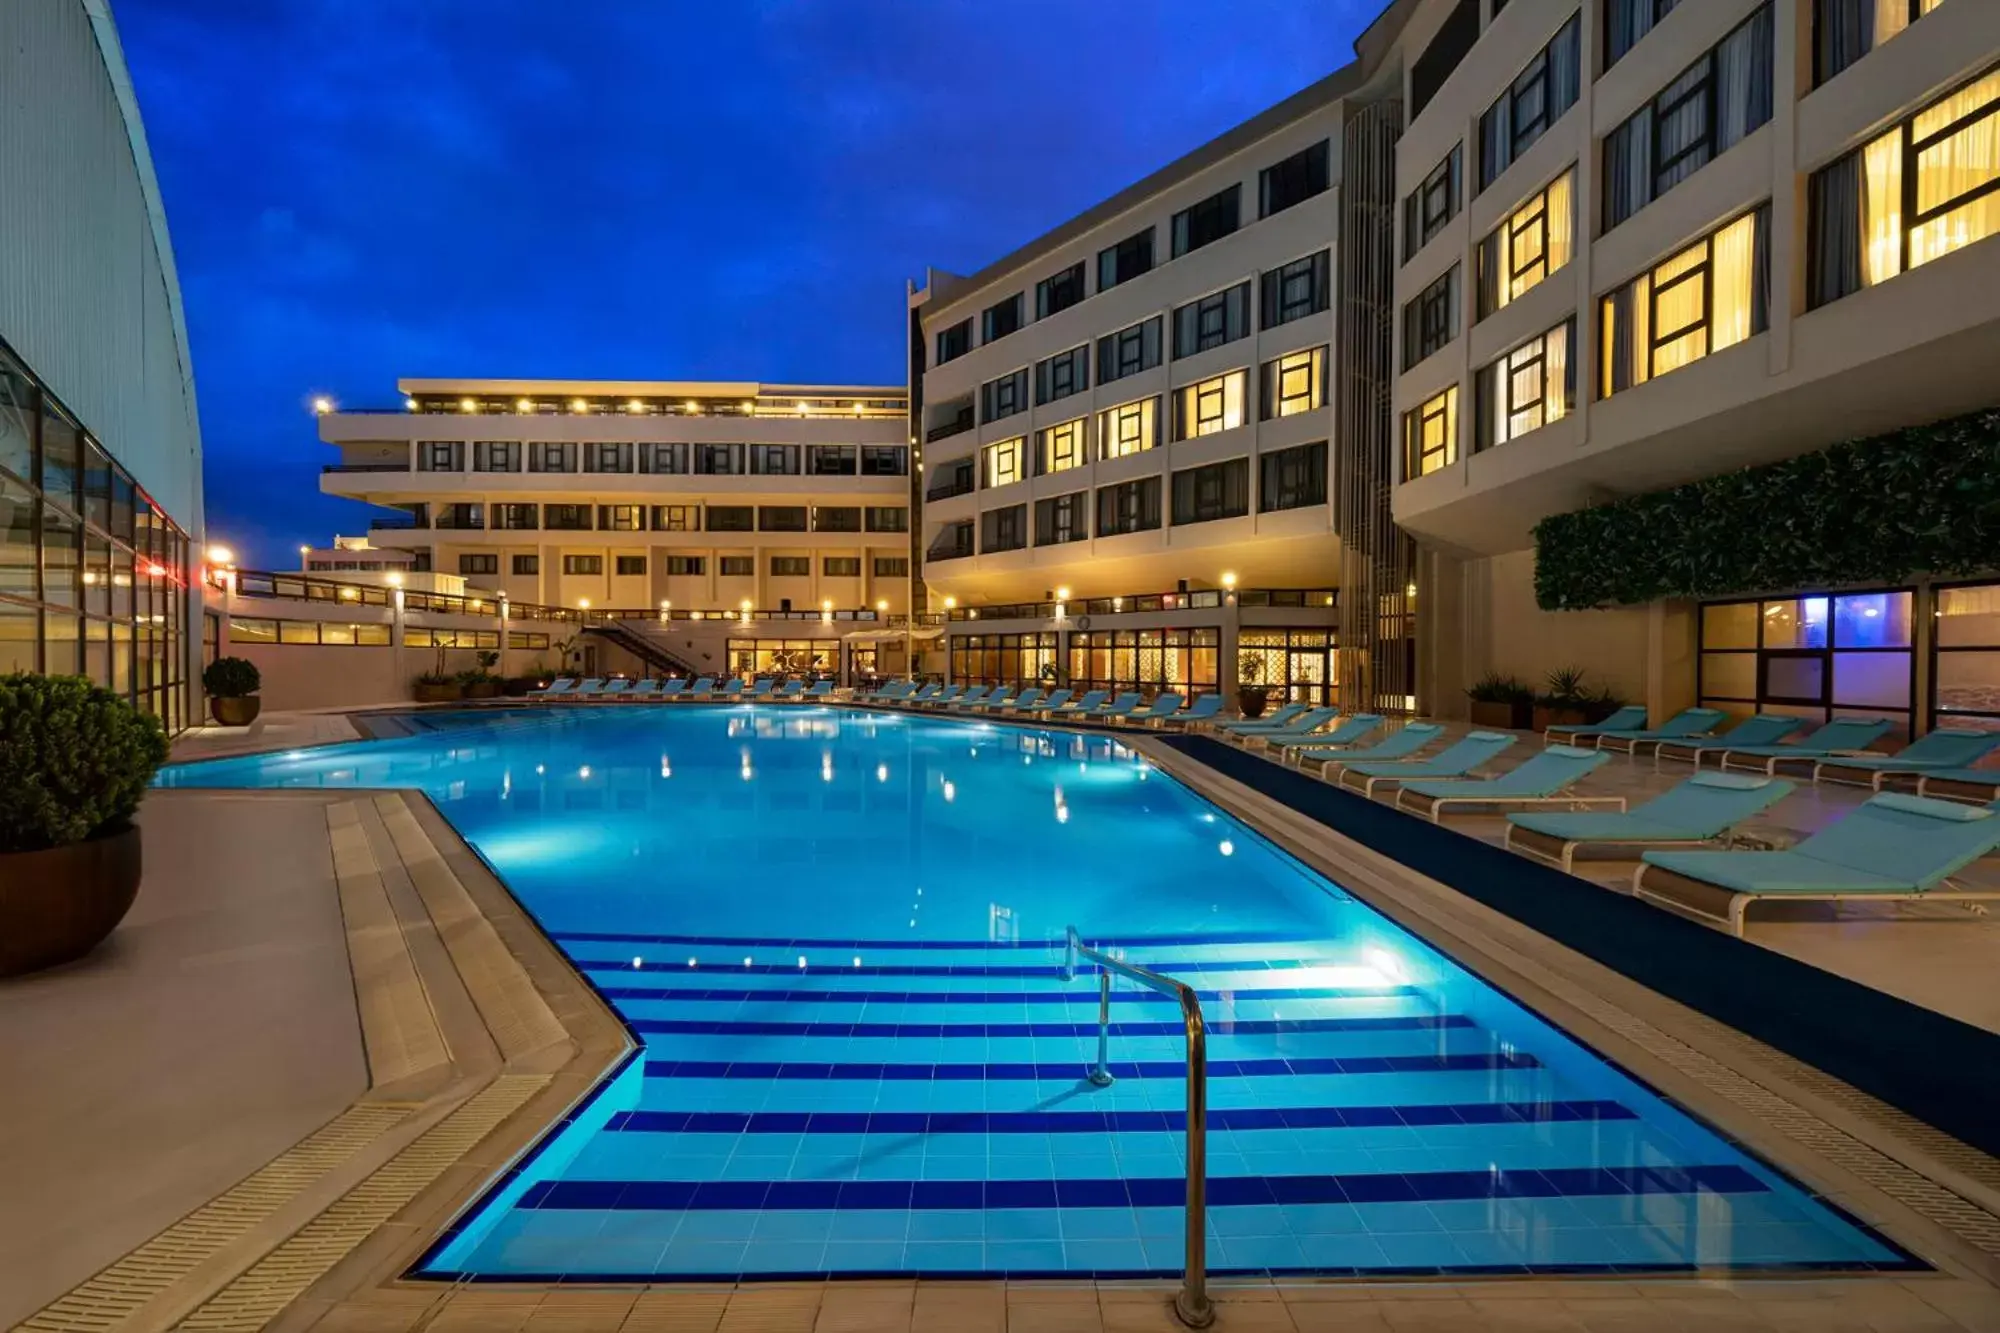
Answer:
854 680 1226 729
526 676 837 702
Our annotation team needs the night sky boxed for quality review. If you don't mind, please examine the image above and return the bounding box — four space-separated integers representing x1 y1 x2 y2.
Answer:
116 0 1378 566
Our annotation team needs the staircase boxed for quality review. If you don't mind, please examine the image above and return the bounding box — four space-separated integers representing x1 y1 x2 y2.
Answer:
585 620 706 678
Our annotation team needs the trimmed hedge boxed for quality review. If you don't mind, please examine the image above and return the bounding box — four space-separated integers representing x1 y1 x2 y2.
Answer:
0 673 169 853
1534 409 2000 609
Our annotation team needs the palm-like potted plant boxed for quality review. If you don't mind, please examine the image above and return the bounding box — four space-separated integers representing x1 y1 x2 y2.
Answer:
413 644 462 703
0 674 169 975
1532 666 1593 733
203 656 262 726
458 649 502 699
1236 657 1270 719
1466 672 1535 730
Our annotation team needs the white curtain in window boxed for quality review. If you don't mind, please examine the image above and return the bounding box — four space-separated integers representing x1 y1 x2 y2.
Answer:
1710 213 1760 354
1714 7 1774 153
1910 76 2000 269
1545 171 1574 279
1863 130 1905 285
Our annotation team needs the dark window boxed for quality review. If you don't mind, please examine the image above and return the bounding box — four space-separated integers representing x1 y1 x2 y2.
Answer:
926 458 975 502
1260 441 1329 512
1606 0 1682 69
1402 147 1462 261
1096 477 1163 536
935 317 973 364
1603 6 1774 231
759 505 809 532
1170 458 1251 525
860 445 907 475
1096 317 1163 383
750 444 799 475
823 557 861 577
473 441 520 472
512 554 539 576
865 506 908 533
1403 267 1459 370
1034 492 1090 546
1815 0 1939 85
615 555 647 576
980 504 1028 553
417 441 462 472
597 505 645 532
707 505 754 533
458 553 498 575
666 556 705 576
1172 282 1252 358
928 521 975 561
807 445 856 476
982 293 1024 343
1034 345 1091 405
435 503 484 530
979 368 1029 423
813 506 861 533
584 442 632 473
562 555 602 575
874 556 909 577
1097 228 1155 291
1411 0 1481 119
639 442 687 474
493 503 539 530
529 442 575 473
1478 14 1581 190
1259 251 1331 329
695 443 743 475
1171 184 1241 258
719 555 754 576
1035 262 1086 319
770 556 810 577
1259 140 1331 218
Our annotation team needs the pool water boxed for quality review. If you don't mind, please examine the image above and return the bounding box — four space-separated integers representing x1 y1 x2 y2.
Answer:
160 705 1910 1281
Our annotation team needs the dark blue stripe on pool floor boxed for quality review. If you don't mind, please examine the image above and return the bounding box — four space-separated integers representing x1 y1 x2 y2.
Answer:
554 929 1313 951
574 956 1341 978
604 1098 1636 1135
625 1014 1472 1039
592 984 1422 1006
518 1163 1766 1212
641 1052 1539 1081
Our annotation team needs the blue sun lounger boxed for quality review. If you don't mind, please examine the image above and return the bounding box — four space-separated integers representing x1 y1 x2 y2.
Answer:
572 678 607 698
773 680 806 700
1155 694 1225 729
1651 714 1805 769
1717 717 1896 775
1301 722 1444 773
1635 792 2000 935
529 677 576 698
1815 729 2000 789
1049 690 1109 718
803 680 836 701
1025 688 1072 715
1235 707 1342 747
1215 703 1311 734
1544 704 1649 747
656 679 687 701
1334 730 1518 799
1918 768 2000 803
1093 692 1146 722
1395 746 1618 822
1591 708 1728 755
1271 714 1384 759
625 679 661 701
1507 773 1795 872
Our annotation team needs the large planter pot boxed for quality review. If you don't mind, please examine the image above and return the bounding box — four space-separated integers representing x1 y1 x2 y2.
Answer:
1469 699 1533 730
1236 687 1270 720
209 695 261 727
1533 704 1588 732
0 826 142 977
413 681 463 703
462 680 500 700
502 678 535 698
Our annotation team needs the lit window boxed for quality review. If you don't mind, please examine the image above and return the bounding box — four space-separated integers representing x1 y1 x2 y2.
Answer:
1814 0 1948 86
1478 170 1573 318
1260 347 1326 420
1403 386 1458 479
1037 419 1088 476
1602 207 1768 396
1173 371 1247 441
1476 320 1573 450
981 436 1024 489
1098 398 1158 459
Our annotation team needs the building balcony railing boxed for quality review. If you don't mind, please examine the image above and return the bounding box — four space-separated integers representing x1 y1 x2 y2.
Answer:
369 514 422 530
945 587 1340 621
926 413 976 443
926 537 975 562
926 473 975 503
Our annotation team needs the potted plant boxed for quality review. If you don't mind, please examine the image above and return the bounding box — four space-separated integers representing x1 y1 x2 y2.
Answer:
503 661 546 697
1532 666 1593 733
1465 672 1535 730
458 650 501 699
0 674 169 975
1584 685 1630 724
203 656 262 726
1237 657 1271 720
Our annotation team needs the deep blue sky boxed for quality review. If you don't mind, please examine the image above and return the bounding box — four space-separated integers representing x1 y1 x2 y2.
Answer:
118 0 1377 566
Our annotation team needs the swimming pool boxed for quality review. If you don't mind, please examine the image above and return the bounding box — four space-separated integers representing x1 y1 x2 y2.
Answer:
160 705 1909 1281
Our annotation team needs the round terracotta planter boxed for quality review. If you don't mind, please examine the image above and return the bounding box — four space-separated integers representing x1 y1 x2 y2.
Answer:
413 682 463 703
1236 687 1270 720
0 826 143 977
210 695 261 726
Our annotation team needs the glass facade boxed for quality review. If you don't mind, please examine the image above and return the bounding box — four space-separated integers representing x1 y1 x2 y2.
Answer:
949 632 1058 687
1932 581 2000 732
1237 629 1339 706
1065 627 1220 699
0 343 194 732
1699 589 1915 734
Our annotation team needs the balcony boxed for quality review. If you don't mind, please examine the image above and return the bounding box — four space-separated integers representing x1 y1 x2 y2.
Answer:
926 410 975 443
926 471 975 503
926 528 975 562
368 514 422 531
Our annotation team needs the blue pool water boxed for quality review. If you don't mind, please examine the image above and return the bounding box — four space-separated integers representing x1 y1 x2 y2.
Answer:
159 705 1910 1280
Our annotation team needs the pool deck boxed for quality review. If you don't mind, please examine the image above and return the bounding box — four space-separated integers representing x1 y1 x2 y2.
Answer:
6 705 2000 1331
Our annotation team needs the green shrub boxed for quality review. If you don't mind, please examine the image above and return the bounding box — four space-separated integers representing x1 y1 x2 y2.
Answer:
1466 672 1533 704
202 656 261 698
0 674 170 853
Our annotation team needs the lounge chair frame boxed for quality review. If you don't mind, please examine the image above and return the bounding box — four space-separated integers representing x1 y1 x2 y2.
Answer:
1632 863 2000 936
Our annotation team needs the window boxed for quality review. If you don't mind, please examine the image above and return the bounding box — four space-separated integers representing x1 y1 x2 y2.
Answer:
1259 441 1328 512
759 506 809 532
982 293 1024 343
1035 262 1086 319
928 521 975 561
695 443 743 475
1475 319 1574 451
1069 627 1221 698
935 317 973 364
1260 251 1331 329
582 442 628 474
1099 397 1159 459
813 506 861 533
616 555 647 577
1601 207 1769 396
1096 317 1163 383
639 442 688 474
1403 267 1459 369
417 441 461 472
874 556 909 577
979 368 1029 423
1478 14 1581 190
865 506 908 532
1097 228 1154 290
1411 0 1481 118
1403 147 1461 260
508 631 550 650
473 441 519 472
1173 371 1248 440
404 627 500 650
1808 65 2000 307
493 503 539 530
750 444 799 475
1171 458 1250 525
233 617 393 648
950 631 1058 688
1816 0 1946 86
807 445 857 476
1602 7 1774 230
1477 170 1573 318
1260 346 1327 420
981 504 1028 553
512 554 539 576
562 555 603 576
1700 590 1916 732
1403 385 1459 479
598 505 645 532
435 502 484 530
1036 419 1089 476
528 441 575 473
1171 184 1241 257
861 445 907 476
982 436 1025 489
770 556 810 577
1172 282 1252 358
459 553 498 575
1034 345 1090 405
1259 140 1330 218
1035 492 1089 545
652 504 700 532
719 555 754 576
666 555 705 576
707 505 754 533
1096 477 1163 536
1606 0 1682 69
821 556 861 577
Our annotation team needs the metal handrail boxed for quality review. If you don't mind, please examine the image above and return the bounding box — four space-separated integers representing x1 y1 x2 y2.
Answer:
1062 926 1213 1329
